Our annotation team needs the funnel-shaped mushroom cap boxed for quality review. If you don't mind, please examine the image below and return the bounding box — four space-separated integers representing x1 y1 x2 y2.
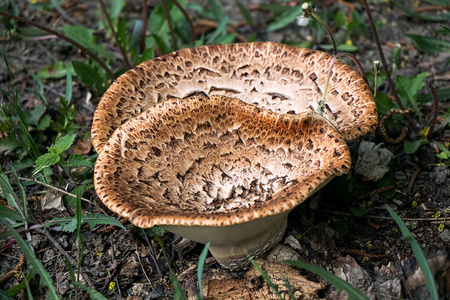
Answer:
92 42 377 153
94 95 351 228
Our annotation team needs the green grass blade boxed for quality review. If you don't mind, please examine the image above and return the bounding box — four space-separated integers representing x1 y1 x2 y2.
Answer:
0 47 40 159
0 204 23 222
0 218 61 299
196 242 210 300
65 64 72 105
283 260 369 300
250 259 283 299
73 282 108 300
11 167 28 223
0 169 26 222
386 206 439 300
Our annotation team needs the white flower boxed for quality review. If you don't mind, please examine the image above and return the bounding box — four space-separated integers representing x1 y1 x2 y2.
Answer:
296 15 311 27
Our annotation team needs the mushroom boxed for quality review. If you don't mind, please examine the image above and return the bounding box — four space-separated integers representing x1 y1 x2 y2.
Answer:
94 95 351 269
91 42 377 154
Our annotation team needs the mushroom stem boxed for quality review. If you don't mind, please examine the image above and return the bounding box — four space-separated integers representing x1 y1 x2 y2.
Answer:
161 212 289 270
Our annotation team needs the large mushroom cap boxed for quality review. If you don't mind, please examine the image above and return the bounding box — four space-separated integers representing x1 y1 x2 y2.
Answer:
92 42 377 153
94 95 351 228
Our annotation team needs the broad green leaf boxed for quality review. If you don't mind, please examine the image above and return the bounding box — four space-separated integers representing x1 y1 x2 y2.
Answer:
49 133 77 155
386 207 439 300
329 218 349 236
72 60 108 93
0 204 23 221
146 226 166 237
349 207 369 217
395 73 426 117
376 161 396 199
63 154 93 168
34 152 60 174
283 260 369 300
25 105 46 126
0 219 61 299
37 114 51 131
64 185 86 209
63 26 108 59
37 62 67 79
110 0 125 18
404 139 427 154
0 136 21 154
139 47 155 63
375 92 395 114
406 34 450 54
418 88 450 103
267 6 303 32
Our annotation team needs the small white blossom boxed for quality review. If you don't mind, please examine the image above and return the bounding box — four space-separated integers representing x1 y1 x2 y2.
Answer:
296 15 311 27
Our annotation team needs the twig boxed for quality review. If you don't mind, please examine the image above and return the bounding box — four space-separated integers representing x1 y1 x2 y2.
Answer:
34 228 92 286
135 246 153 286
98 0 133 69
360 0 417 132
407 168 421 194
414 5 450 12
17 177 93 204
141 229 162 278
49 0 80 26
427 83 439 140
170 0 195 48
140 0 148 53
161 0 177 50
312 208 450 222
0 11 115 80
379 108 412 144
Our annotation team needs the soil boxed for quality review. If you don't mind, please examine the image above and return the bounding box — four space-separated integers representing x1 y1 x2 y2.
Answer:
0 0 449 299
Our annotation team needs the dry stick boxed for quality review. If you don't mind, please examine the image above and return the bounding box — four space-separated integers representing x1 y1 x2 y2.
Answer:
161 0 178 50
34 228 93 286
427 83 439 140
17 177 93 205
360 0 417 131
141 228 163 278
312 209 450 222
170 0 195 48
140 0 148 53
98 0 133 69
407 167 421 194
0 11 115 80
49 0 81 26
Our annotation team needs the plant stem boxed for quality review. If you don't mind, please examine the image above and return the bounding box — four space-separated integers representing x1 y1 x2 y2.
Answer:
360 0 417 131
161 0 178 50
310 11 337 55
98 0 133 69
140 0 148 53
427 83 439 140
0 11 115 80
170 0 195 47
319 52 368 115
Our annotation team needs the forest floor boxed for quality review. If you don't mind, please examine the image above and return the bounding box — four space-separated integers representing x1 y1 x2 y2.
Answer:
0 0 449 299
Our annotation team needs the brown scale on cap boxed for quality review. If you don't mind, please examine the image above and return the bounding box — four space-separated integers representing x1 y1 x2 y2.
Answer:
94 95 351 228
91 42 377 153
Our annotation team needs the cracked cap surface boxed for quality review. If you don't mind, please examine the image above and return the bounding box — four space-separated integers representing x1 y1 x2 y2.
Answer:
94 95 351 228
92 42 377 153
